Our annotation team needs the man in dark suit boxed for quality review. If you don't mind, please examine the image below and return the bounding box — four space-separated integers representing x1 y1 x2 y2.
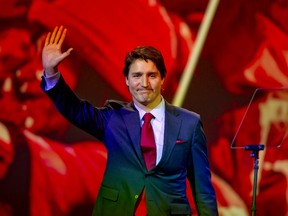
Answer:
41 26 218 216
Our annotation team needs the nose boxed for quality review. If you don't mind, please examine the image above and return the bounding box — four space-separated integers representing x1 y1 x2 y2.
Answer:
141 76 149 87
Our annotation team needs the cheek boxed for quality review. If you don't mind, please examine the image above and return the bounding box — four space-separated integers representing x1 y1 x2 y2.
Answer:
153 82 163 91
127 80 139 89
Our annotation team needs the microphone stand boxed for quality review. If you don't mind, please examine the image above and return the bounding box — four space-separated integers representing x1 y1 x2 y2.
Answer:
244 144 265 216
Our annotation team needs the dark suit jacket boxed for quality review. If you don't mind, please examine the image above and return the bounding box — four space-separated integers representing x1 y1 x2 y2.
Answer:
41 75 218 216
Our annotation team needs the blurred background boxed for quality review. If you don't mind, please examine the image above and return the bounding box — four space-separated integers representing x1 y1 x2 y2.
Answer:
1 0 288 215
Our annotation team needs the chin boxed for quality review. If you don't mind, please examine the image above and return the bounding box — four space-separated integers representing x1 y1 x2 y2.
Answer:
136 99 150 106
138 100 149 105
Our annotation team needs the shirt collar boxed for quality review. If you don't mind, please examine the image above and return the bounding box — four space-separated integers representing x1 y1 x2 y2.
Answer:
134 97 165 122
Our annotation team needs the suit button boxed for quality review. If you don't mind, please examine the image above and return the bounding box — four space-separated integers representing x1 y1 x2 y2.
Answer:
135 195 139 199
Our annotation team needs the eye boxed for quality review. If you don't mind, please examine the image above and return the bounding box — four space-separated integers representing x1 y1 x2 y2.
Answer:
132 73 141 78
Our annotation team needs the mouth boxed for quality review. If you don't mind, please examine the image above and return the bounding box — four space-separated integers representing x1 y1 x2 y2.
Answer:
138 89 152 93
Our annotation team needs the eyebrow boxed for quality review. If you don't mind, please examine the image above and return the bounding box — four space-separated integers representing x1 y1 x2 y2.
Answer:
130 71 158 75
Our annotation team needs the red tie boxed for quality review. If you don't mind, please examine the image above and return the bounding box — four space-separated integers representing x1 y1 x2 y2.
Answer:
135 113 156 216
140 113 156 171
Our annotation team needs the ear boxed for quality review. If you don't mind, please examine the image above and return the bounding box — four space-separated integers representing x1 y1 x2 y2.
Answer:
125 77 129 86
161 78 165 85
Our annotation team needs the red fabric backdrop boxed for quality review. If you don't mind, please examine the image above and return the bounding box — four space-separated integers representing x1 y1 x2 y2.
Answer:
0 0 288 215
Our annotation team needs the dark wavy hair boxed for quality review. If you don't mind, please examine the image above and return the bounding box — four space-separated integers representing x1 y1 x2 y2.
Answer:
123 46 167 79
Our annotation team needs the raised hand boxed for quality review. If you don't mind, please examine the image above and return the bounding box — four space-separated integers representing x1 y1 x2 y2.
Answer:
42 26 73 76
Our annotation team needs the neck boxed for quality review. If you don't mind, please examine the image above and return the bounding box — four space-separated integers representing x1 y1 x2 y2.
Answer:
134 96 162 112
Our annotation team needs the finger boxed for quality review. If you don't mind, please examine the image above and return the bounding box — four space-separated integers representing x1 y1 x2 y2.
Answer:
58 28 67 48
67 48 74 53
44 32 51 46
57 49 73 63
54 25 64 44
62 48 74 58
50 26 59 44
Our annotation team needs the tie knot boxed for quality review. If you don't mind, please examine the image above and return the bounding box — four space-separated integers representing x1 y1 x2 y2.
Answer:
143 113 154 123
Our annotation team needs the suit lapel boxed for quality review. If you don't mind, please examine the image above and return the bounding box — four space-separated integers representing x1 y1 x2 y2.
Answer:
157 102 181 167
120 103 146 168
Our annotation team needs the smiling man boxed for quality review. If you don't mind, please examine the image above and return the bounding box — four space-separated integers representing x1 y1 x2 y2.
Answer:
124 49 165 111
40 26 218 216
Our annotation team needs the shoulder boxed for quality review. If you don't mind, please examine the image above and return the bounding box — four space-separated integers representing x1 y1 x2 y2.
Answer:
165 101 200 121
104 100 134 111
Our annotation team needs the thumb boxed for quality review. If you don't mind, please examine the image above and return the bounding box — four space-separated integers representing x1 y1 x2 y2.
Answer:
62 48 73 59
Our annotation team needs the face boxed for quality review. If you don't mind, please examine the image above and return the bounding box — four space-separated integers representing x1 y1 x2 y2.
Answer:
126 59 164 110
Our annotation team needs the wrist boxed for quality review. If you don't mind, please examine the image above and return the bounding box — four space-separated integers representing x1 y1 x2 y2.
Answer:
44 66 58 76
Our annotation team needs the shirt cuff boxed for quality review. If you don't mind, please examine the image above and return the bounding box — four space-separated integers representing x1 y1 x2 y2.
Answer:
43 71 60 91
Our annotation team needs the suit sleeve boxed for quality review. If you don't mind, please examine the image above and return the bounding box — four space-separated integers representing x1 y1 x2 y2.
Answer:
40 74 109 141
187 120 219 215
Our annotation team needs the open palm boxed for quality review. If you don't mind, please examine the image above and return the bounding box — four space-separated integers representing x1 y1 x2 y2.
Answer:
42 26 73 75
